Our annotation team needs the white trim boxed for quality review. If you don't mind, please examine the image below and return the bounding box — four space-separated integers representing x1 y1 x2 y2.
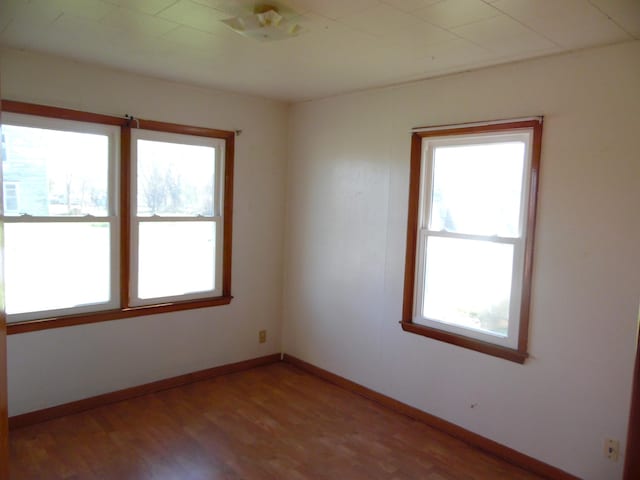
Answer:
412 116 542 133
3 216 115 223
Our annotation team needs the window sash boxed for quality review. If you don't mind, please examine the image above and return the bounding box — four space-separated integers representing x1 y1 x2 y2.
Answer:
4 218 121 322
1 112 120 218
2 112 120 322
413 232 524 348
128 129 226 306
421 132 532 239
129 217 224 305
413 130 533 349
130 128 224 218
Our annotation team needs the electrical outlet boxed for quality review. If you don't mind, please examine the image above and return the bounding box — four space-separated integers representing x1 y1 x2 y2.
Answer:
604 438 619 461
259 330 267 343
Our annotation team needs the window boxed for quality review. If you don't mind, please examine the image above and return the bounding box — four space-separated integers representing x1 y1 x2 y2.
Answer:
401 119 542 363
1 101 234 333
2 114 119 322
130 129 225 305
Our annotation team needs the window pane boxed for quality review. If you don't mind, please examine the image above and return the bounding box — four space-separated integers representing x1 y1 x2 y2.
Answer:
4 184 19 212
4 223 112 315
137 140 216 216
138 221 216 299
429 142 525 237
1 124 109 216
422 236 513 337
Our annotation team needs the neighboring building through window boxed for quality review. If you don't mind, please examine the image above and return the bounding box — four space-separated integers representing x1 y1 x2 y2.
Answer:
0 102 234 331
3 183 19 213
1 114 119 321
401 118 543 363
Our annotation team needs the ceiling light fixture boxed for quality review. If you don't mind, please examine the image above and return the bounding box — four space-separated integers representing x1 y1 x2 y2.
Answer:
222 4 302 41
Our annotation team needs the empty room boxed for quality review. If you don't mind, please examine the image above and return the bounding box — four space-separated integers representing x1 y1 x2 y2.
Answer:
0 0 639 479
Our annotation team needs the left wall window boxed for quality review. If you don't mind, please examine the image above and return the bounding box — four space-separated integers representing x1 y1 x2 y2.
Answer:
1 113 120 321
0 101 234 332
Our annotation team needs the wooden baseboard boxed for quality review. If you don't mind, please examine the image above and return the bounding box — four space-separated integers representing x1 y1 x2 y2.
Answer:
283 354 579 480
8 351 580 480
9 353 281 430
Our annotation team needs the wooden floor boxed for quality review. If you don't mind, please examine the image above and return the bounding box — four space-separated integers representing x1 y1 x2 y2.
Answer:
9 362 544 479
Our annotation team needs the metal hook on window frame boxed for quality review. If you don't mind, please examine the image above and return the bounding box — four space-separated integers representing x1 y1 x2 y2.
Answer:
125 114 140 128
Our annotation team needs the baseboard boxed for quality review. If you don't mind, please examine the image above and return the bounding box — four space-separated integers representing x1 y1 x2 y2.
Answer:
8 351 580 480
283 354 579 480
9 353 281 430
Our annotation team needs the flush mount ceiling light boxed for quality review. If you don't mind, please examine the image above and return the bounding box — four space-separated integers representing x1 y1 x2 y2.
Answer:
222 4 302 41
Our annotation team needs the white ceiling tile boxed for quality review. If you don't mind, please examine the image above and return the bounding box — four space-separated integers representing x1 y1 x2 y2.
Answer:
322 46 433 91
158 0 229 33
0 19 51 51
272 0 315 15
416 37 491 64
0 0 63 27
186 0 251 11
491 0 631 48
281 12 382 52
415 0 501 29
190 0 303 18
116 35 180 60
298 0 382 20
51 12 125 42
0 0 29 23
490 0 565 18
28 0 116 21
101 8 180 37
453 15 557 56
101 0 180 16
3 13 122 63
338 3 423 36
590 0 640 38
382 20 456 49
0 0 63 46
161 24 235 54
379 0 444 13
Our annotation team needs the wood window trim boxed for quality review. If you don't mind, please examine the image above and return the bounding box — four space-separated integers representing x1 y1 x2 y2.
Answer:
0 97 10 480
624 318 640 479
401 119 542 364
1 100 234 335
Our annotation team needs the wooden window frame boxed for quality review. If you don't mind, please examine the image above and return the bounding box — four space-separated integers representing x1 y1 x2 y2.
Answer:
401 119 542 364
1 100 235 334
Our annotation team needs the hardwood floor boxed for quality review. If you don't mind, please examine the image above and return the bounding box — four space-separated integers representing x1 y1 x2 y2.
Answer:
10 363 544 479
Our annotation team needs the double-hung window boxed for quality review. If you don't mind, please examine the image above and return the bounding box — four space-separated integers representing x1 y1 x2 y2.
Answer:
401 119 542 363
130 129 225 305
2 113 120 322
0 101 234 332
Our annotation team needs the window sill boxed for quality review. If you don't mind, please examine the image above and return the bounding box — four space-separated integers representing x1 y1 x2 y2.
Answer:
6 296 233 335
399 321 528 364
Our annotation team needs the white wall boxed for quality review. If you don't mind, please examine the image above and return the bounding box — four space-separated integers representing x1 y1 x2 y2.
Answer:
1 48 288 417
283 41 640 480
3 40 640 480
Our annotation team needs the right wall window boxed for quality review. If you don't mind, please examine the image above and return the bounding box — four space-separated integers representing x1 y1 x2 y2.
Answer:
402 119 543 363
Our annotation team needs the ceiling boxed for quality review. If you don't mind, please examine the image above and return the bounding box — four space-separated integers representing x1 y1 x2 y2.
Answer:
1 0 638 102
